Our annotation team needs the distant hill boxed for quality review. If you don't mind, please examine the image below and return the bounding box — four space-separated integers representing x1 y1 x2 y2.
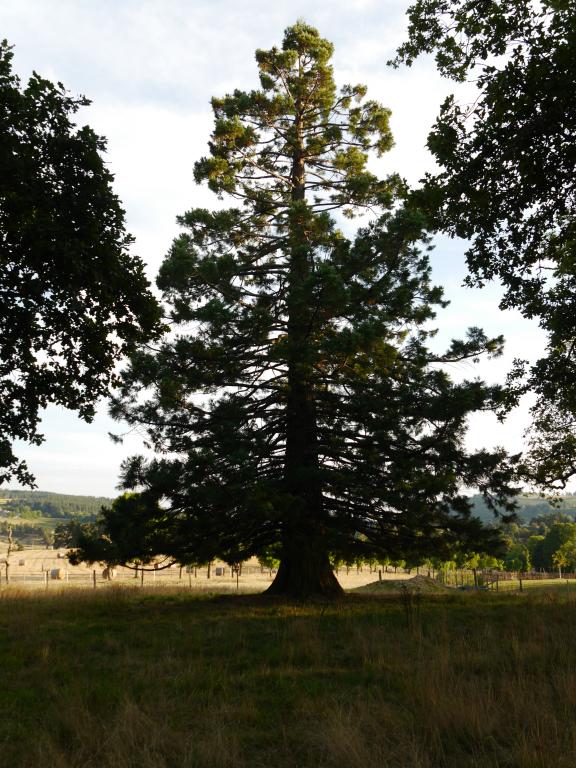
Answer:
3 488 574 526
0 490 112 520
470 493 576 523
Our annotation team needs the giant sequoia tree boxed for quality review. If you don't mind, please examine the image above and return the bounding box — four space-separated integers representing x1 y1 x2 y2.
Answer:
0 41 160 484
394 1 576 487
98 23 517 598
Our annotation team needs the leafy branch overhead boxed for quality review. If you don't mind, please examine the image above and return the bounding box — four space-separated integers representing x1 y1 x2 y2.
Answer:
395 1 576 487
0 40 161 485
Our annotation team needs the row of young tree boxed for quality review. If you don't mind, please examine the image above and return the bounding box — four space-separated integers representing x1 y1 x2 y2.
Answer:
500 515 576 574
262 513 576 577
2 3 576 597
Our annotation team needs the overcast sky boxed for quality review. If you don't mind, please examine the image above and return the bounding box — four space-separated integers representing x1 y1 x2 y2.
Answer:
2 0 547 497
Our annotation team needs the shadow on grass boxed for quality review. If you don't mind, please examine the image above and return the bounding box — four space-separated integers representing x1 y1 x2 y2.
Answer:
1 586 576 767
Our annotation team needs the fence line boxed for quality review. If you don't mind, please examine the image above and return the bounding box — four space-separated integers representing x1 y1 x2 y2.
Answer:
2 554 574 591
0 559 277 589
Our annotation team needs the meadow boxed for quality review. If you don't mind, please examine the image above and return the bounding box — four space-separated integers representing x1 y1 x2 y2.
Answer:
1 586 575 768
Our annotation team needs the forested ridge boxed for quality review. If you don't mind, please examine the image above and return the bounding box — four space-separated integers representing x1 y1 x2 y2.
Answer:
470 494 576 524
3 488 573 525
0 490 112 519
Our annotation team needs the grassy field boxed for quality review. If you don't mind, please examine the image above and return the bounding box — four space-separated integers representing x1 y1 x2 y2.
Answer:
1 587 575 768
493 578 576 593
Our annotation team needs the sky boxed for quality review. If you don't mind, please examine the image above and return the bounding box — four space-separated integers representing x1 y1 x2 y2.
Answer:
1 0 547 496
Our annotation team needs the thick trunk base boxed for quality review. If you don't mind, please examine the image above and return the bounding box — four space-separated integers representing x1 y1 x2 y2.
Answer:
265 545 344 599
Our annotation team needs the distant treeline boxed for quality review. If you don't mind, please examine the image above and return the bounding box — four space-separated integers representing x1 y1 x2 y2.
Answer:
0 519 53 547
0 490 112 520
471 494 576 523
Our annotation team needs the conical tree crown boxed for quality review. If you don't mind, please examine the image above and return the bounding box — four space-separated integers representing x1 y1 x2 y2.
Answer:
193 21 396 214
101 23 517 587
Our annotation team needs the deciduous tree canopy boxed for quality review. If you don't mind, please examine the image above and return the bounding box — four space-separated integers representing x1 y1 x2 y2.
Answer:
394 1 576 487
0 41 161 484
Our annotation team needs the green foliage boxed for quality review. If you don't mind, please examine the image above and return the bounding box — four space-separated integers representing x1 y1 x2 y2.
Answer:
395 1 576 488
40 527 54 547
498 514 576 571
552 539 576 572
539 522 576 571
0 40 161 485
527 535 546 568
95 23 520 595
503 543 531 573
257 545 281 572
0 517 53 545
53 519 87 549
68 493 171 567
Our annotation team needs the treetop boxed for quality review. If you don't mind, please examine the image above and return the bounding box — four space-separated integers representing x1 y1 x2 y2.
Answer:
194 21 397 216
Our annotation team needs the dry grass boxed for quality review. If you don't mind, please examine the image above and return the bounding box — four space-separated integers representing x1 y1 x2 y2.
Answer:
0 587 575 767
2 547 412 592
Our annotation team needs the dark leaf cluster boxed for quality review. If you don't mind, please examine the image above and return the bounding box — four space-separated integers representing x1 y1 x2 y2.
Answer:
395 1 576 486
0 41 162 484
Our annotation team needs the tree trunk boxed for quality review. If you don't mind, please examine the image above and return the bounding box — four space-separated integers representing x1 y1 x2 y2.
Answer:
266 537 343 599
271 81 342 600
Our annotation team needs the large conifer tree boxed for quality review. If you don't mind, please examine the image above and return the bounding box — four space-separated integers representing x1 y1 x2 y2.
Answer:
105 23 517 597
